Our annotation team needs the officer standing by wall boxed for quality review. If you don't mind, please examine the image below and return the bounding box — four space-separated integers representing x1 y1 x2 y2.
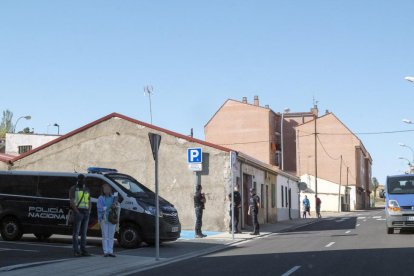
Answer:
228 185 241 234
69 174 92 257
194 184 207 238
248 187 260 235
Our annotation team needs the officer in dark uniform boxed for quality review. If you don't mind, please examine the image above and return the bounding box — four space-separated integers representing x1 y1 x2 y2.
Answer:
248 187 260 235
228 185 241 233
194 185 206 238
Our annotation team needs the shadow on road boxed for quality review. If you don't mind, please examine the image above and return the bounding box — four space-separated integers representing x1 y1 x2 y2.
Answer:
285 217 358 233
135 247 414 276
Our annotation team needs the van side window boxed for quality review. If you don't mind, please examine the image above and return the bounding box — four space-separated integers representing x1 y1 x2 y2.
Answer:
86 177 108 198
38 176 76 199
0 175 37 196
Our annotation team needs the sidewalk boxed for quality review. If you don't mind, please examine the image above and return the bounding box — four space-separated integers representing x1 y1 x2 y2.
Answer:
2 211 352 276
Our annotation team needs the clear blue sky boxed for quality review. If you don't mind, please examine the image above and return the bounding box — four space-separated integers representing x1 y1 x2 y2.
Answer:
1 1 414 183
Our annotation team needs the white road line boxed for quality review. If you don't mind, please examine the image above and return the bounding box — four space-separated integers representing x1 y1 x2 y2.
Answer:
377 219 386 221
363 220 367 222
345 230 351 234
0 240 88 249
281 266 301 276
356 224 360 227
372 216 381 219
0 259 71 272
357 217 366 220
0 247 39 252
325 242 335 248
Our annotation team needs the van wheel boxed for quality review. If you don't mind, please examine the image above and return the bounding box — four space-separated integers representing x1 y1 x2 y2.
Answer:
387 227 394 234
1 217 23 241
34 233 52 241
118 224 142 249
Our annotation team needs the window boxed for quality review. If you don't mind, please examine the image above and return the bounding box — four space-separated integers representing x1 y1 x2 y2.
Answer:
0 175 37 196
38 176 76 199
260 184 264 208
285 186 288 207
281 186 284 207
271 184 276 208
86 177 109 198
253 181 257 190
18 145 32 154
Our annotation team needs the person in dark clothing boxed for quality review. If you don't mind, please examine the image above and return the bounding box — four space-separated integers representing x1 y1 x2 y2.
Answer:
228 185 241 234
194 185 206 238
69 174 92 257
248 188 260 235
315 195 322 218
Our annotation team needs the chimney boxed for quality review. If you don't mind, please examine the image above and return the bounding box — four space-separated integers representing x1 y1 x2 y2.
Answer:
265 104 270 109
325 109 330 114
242 97 247 104
253 95 259 106
311 106 319 117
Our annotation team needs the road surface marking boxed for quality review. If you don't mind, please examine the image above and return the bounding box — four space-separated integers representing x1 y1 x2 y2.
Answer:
0 259 71 272
377 219 386 221
356 224 360 227
0 247 39 252
281 266 301 276
357 217 366 220
0 240 87 249
373 216 381 219
325 242 335 247
345 230 351 234
363 220 367 222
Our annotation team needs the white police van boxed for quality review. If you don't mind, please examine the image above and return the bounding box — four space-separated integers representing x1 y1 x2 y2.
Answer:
0 168 181 248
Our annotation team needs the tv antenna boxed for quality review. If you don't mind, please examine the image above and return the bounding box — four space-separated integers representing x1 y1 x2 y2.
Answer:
313 96 319 108
144 85 154 124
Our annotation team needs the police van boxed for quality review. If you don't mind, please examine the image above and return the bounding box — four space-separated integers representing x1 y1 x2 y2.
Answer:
0 168 181 248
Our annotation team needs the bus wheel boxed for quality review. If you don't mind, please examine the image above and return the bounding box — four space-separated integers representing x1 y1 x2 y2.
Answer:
0 217 23 241
387 227 394 234
118 224 142 249
34 233 52 241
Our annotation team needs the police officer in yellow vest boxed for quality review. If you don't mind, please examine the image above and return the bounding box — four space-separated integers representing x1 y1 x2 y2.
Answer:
69 174 92 257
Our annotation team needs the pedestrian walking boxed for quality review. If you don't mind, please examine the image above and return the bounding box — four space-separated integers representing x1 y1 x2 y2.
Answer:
302 195 311 218
228 185 241 234
69 174 92 257
248 188 260 235
194 185 207 238
97 183 119 257
315 195 322 218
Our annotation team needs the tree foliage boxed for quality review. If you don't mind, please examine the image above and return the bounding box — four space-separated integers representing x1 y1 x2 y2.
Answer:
0 110 13 138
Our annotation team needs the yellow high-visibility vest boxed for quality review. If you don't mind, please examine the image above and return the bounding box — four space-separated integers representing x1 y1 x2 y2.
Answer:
75 190 90 209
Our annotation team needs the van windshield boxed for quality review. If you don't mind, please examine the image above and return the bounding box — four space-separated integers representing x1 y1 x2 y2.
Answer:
107 174 152 196
387 176 414 194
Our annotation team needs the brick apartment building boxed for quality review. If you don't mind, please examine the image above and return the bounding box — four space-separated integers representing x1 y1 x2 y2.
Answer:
296 113 373 211
205 96 373 211
204 96 315 174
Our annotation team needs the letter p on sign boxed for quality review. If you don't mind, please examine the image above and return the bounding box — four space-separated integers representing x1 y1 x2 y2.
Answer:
188 148 202 163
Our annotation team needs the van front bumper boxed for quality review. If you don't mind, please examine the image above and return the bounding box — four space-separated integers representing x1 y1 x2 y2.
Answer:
386 213 414 228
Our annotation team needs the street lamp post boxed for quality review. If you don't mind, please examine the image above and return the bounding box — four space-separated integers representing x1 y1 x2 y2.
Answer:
398 157 413 173
53 123 60 135
280 108 290 171
405 76 414 83
402 119 413 125
13 115 31 133
399 143 414 163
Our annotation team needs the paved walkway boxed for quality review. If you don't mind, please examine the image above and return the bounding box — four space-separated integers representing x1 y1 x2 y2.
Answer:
2 211 356 276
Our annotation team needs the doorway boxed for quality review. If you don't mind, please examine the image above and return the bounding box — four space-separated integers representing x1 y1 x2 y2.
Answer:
243 174 253 227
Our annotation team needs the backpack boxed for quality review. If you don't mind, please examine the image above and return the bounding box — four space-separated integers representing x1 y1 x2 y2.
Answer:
108 205 119 224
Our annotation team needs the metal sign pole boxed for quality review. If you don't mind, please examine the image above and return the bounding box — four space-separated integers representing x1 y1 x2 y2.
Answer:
149 133 161 261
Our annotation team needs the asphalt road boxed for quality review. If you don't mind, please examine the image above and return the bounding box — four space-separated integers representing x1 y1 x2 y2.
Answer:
0 233 226 271
135 209 414 276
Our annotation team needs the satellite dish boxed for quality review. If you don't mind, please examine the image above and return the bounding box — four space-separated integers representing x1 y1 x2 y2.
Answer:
299 182 308 191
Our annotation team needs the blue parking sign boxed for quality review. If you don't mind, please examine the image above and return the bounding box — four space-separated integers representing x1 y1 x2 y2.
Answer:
188 148 202 163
